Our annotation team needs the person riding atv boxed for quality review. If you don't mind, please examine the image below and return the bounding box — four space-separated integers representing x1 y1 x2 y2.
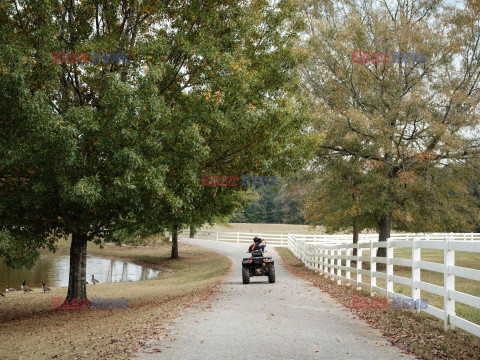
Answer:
248 237 266 253
243 237 275 284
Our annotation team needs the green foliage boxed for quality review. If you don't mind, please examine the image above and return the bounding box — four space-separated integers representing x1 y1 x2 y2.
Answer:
232 177 306 224
304 159 375 233
301 0 480 237
0 0 308 269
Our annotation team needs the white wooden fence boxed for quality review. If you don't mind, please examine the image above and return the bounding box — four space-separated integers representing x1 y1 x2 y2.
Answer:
286 234 480 337
183 230 480 246
181 230 291 246
185 230 480 337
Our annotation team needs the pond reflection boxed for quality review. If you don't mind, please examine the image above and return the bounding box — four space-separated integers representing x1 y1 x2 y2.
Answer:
0 253 161 290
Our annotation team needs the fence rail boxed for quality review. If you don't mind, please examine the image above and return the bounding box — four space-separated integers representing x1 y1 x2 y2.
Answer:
185 230 480 337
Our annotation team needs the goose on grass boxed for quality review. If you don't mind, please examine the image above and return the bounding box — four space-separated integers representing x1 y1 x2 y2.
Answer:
42 282 51 293
21 280 33 294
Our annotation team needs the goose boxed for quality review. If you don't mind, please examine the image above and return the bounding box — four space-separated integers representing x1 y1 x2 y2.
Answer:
6 286 17 292
0 292 5 297
91 275 99 285
42 282 51 293
21 280 33 293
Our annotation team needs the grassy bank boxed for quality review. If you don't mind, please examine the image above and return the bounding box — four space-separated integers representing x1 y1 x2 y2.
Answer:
276 247 480 360
0 239 231 359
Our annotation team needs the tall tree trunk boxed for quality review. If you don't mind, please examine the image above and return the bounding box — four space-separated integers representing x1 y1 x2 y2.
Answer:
376 214 392 257
66 232 88 301
189 225 197 238
352 217 358 257
171 225 179 259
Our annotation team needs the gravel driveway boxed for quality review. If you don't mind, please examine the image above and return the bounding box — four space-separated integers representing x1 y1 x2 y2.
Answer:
137 238 415 360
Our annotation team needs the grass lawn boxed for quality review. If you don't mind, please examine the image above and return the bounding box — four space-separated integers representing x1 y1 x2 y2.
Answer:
197 222 325 234
0 238 231 359
276 247 480 360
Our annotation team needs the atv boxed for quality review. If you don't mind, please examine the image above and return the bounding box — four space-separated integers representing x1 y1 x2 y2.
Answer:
242 249 275 284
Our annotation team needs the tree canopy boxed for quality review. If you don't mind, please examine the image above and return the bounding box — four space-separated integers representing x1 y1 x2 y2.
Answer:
301 0 480 254
0 0 307 299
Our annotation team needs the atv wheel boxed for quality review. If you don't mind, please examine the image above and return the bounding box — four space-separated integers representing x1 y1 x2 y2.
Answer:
268 265 276 283
242 267 250 284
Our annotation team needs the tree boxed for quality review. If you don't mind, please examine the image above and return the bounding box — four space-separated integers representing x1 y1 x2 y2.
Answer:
304 158 375 253
273 174 307 224
230 176 307 224
140 0 308 258
0 0 308 303
301 0 480 255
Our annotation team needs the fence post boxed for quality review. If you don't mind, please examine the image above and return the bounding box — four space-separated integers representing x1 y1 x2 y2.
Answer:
302 240 306 264
216 231 219 242
237 232 239 244
323 245 327 277
281 234 284 247
370 239 376 296
320 244 324 274
386 237 393 299
444 237 455 331
307 245 311 269
336 245 342 285
325 247 332 278
330 247 335 281
312 247 316 271
305 244 309 268
356 244 362 291
346 242 351 287
295 236 298 258
412 237 421 313
310 246 315 270
296 236 299 258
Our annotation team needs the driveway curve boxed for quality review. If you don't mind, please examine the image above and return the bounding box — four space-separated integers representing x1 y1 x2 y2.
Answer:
137 238 415 360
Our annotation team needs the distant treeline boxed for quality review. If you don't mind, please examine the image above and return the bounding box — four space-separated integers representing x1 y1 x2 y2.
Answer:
231 180 305 224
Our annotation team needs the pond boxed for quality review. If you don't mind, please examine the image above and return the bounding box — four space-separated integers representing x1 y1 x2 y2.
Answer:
0 252 161 291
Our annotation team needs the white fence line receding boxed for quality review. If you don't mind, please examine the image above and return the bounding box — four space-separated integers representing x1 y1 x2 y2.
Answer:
185 230 480 338
181 230 291 246
182 230 480 246
286 234 480 338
